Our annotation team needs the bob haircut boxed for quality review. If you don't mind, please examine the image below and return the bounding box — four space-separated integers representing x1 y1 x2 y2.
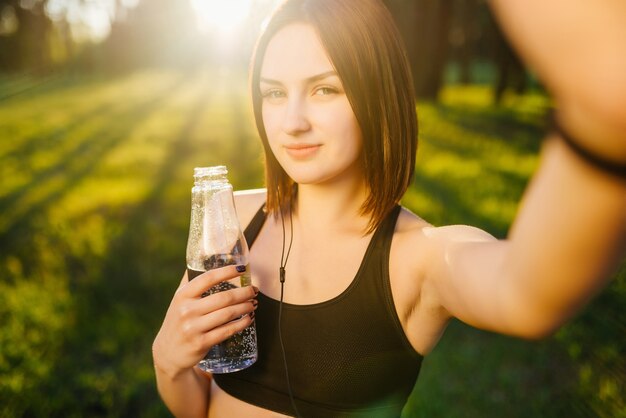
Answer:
251 0 418 232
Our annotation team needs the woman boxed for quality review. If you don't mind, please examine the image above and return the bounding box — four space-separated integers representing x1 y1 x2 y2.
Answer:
152 0 626 417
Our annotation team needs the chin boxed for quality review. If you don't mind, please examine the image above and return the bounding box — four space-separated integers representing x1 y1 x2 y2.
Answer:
278 156 362 186
281 167 328 185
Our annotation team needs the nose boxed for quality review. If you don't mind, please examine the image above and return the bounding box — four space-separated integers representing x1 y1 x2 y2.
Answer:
282 96 311 135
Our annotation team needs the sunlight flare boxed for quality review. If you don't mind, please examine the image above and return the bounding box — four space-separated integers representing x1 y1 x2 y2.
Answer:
191 0 253 38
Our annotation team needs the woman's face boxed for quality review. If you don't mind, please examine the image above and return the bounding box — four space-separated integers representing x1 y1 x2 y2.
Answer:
259 23 364 186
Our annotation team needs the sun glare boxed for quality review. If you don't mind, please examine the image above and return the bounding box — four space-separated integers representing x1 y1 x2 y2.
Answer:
191 0 253 38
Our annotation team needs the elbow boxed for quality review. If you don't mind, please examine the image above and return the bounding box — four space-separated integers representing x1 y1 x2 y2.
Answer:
513 321 560 341
499 293 572 340
506 309 572 340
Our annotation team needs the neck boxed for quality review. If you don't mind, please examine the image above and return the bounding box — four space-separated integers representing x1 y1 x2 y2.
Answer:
294 173 370 234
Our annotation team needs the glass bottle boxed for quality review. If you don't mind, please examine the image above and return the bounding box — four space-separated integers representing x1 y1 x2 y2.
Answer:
186 165 257 373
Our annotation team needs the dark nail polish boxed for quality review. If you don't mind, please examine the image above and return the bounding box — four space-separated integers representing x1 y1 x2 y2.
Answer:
249 311 256 320
252 286 259 294
251 299 258 308
236 265 246 273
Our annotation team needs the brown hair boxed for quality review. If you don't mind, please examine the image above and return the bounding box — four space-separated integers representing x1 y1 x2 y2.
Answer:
251 0 418 232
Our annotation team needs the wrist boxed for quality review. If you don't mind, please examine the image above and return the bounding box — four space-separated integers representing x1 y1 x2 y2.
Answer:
153 359 187 381
152 345 190 381
547 110 626 179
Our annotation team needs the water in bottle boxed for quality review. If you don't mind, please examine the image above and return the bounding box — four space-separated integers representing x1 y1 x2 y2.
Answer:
185 166 258 373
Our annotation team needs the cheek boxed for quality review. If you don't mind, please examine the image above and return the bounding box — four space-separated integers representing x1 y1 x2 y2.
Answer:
337 113 363 156
262 108 281 148
316 103 363 151
261 107 275 136
336 99 362 149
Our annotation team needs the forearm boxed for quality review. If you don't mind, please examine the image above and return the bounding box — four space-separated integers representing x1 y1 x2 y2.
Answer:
152 266 257 417
155 365 211 418
489 0 626 162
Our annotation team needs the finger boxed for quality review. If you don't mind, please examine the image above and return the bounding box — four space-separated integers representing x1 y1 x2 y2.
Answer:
175 287 257 325
200 311 256 348
197 299 258 334
176 270 189 292
197 285 258 313
180 265 246 298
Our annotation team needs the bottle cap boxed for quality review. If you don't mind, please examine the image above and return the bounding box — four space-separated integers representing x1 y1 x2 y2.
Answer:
194 166 228 181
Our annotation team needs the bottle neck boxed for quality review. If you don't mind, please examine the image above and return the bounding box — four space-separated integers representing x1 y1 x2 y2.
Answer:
193 166 231 189
194 176 229 188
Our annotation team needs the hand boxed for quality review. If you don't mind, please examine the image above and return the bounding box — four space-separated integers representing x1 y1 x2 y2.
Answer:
152 265 258 379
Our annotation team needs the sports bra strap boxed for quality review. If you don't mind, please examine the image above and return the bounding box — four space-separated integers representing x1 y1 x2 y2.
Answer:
243 203 267 246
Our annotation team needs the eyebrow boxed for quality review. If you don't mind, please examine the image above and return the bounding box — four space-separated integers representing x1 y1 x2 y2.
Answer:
260 70 338 85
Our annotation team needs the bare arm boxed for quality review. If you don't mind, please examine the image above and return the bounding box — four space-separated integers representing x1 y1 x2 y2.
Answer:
154 365 211 418
428 139 625 338
152 266 257 417
502 138 625 335
489 0 626 163
424 1 626 338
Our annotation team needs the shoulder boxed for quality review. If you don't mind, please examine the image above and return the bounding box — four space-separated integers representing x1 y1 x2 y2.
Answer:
390 207 431 282
391 206 497 297
234 188 267 229
392 206 430 245
389 207 498 353
392 206 496 259
422 224 496 244
388 208 430 295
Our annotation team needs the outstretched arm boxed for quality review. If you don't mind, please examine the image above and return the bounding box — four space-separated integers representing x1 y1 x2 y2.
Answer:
425 0 626 338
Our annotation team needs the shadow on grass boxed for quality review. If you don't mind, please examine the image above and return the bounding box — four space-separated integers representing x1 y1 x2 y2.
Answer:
0 73 189 256
404 320 578 418
434 102 545 155
0 76 139 162
50 82 209 417
0 72 66 102
410 170 510 237
35 74 262 416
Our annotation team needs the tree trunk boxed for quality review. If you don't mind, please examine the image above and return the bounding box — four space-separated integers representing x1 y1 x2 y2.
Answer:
385 0 453 100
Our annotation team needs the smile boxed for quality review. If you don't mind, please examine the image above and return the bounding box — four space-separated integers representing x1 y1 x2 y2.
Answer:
284 144 322 159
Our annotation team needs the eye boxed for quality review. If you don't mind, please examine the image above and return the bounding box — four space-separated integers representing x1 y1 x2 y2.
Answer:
261 89 286 103
313 86 339 97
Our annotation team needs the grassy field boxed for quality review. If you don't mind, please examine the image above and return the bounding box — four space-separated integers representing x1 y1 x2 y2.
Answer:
0 69 623 417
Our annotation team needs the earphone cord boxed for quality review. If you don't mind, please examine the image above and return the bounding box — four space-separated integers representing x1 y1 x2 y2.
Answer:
279 203 301 417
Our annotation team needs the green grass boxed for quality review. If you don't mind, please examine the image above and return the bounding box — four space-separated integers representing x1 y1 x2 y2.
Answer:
0 71 623 417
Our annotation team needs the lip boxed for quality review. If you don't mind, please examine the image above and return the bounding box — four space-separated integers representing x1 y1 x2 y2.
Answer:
284 143 322 159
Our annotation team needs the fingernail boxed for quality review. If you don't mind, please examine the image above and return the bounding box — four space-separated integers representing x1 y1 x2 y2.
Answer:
249 311 256 320
236 265 246 273
251 299 258 308
253 286 259 295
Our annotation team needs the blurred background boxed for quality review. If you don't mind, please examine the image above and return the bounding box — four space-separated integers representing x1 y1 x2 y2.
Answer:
0 0 623 417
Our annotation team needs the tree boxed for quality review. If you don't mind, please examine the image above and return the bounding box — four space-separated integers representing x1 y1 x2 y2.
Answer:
103 0 200 71
0 0 52 74
384 0 528 103
384 0 453 100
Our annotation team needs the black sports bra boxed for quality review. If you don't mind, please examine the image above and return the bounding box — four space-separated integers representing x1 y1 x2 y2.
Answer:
213 204 422 417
